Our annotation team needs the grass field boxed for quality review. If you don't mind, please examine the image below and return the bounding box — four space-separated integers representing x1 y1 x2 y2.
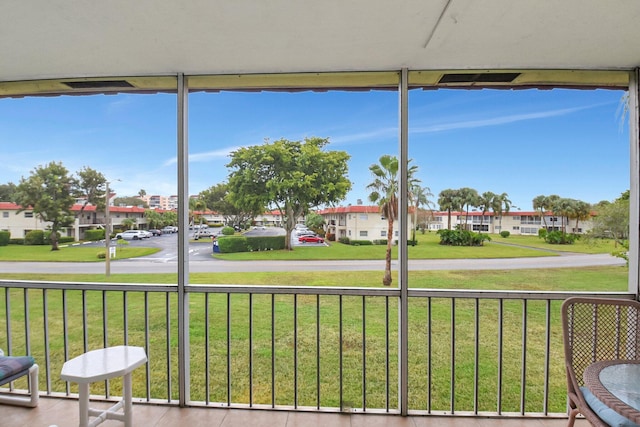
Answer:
0 265 629 413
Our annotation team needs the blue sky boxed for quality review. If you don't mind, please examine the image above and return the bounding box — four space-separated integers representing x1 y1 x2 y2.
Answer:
0 87 629 211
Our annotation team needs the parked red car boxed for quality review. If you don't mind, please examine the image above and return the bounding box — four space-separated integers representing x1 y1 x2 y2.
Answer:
298 235 325 244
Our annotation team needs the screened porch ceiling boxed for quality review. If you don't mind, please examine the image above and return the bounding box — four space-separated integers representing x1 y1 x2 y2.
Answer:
2 0 640 97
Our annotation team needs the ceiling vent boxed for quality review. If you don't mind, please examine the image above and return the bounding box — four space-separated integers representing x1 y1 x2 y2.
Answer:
439 73 521 84
62 80 135 89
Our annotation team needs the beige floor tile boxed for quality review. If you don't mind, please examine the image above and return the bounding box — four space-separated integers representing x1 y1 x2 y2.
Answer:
285 411 351 427
351 413 417 427
219 408 289 427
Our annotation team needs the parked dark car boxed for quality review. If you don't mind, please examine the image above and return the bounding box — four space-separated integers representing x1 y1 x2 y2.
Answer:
149 229 162 236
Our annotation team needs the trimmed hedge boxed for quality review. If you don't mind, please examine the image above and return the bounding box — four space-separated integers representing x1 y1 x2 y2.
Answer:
349 240 373 246
9 238 24 245
216 235 287 253
85 229 105 241
25 230 45 245
0 231 9 246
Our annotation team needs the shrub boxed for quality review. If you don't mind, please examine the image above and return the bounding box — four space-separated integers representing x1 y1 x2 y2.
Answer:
374 239 388 245
0 231 9 246
85 229 105 241
24 230 45 245
338 237 350 245
408 239 418 246
538 228 547 239
97 251 107 259
349 240 373 246
221 226 235 236
326 233 335 241
544 231 577 245
9 238 24 245
59 236 75 244
500 231 510 238
437 229 491 246
246 236 286 251
217 236 248 253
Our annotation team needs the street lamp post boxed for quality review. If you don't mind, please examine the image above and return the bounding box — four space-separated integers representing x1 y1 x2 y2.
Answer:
105 179 120 277
105 181 111 277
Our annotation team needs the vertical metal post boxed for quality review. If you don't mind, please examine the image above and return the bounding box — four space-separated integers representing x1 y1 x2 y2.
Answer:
398 67 409 415
177 73 190 405
629 69 640 298
105 181 111 277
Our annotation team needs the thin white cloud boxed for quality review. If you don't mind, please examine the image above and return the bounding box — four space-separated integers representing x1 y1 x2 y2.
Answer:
411 104 604 134
330 103 610 145
163 146 240 166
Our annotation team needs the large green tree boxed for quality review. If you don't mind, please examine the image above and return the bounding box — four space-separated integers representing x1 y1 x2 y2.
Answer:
14 162 76 250
226 137 351 250
199 183 258 228
0 182 17 202
74 166 106 212
367 155 419 286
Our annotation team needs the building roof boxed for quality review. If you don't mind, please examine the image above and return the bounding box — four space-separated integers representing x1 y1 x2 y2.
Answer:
2 2 639 97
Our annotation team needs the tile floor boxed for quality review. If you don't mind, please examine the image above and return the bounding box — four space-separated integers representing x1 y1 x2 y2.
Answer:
1 397 591 427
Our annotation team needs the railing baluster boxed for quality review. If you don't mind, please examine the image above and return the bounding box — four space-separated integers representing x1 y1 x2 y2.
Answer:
427 296 432 414
474 298 479 415
316 294 321 410
205 293 210 405
249 293 253 407
23 288 30 355
521 299 528 415
62 289 69 395
82 290 88 353
103 290 109 398
385 296 390 412
226 292 231 406
362 295 366 411
144 291 151 400
497 298 504 415
339 294 343 411
271 293 275 408
166 291 171 403
450 297 456 414
43 289 51 394
544 299 551 415
293 293 298 409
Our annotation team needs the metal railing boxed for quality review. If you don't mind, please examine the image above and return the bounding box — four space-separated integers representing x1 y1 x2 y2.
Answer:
0 279 634 416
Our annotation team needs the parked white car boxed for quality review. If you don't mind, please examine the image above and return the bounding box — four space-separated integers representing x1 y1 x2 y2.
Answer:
115 230 149 240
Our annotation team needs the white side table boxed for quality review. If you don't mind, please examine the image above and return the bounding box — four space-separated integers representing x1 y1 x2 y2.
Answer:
61 346 147 427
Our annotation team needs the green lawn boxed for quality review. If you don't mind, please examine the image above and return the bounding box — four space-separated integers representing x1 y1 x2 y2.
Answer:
0 232 627 413
0 244 159 261
1 265 628 412
215 231 618 261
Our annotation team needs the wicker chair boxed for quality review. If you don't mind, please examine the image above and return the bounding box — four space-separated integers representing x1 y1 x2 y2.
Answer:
561 297 640 427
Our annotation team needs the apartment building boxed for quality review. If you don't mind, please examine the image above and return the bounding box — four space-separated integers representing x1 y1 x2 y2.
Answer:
318 206 594 242
0 202 148 240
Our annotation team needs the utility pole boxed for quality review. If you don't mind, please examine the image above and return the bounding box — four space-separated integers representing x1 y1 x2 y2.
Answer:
105 181 111 277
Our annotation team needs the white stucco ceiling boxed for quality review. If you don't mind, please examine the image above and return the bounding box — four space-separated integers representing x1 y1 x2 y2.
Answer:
2 0 640 96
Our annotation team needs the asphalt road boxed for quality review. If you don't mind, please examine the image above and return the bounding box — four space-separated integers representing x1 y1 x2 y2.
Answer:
0 229 626 275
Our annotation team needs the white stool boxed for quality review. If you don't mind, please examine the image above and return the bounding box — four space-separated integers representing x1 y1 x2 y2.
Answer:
61 346 147 427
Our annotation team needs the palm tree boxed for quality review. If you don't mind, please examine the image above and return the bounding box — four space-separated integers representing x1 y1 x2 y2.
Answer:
458 187 479 230
367 154 418 286
492 192 511 232
477 191 496 233
572 200 592 233
409 184 434 242
438 189 461 230
532 195 549 229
